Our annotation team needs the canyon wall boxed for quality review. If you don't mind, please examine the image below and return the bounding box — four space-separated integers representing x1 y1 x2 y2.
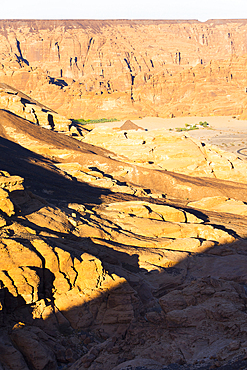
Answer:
1 19 247 118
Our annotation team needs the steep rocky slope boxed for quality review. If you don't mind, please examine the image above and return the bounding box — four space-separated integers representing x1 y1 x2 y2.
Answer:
1 20 247 119
1 88 247 369
0 82 71 131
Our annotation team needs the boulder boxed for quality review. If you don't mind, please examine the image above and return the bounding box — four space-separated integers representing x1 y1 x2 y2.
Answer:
11 324 57 370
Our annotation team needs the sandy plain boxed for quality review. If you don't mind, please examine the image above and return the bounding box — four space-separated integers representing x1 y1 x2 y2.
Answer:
97 115 247 160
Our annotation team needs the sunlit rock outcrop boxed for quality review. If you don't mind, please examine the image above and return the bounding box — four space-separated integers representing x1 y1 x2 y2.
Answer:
0 85 247 370
1 20 247 119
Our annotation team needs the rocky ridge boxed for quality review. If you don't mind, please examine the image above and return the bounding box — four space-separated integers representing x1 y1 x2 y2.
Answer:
0 82 71 131
0 87 247 369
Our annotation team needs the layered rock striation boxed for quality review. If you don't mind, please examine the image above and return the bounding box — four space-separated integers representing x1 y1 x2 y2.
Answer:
0 83 71 131
1 20 247 118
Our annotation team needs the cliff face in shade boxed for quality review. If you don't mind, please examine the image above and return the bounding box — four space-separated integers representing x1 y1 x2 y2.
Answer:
1 19 247 118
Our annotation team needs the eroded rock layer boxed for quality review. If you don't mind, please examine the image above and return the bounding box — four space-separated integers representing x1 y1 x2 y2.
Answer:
0 88 247 370
83 126 247 183
1 20 247 118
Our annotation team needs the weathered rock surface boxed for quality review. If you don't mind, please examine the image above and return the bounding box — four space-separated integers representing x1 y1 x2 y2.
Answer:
83 126 247 184
0 83 71 131
4 106 247 205
1 87 247 370
1 20 247 119
188 196 247 215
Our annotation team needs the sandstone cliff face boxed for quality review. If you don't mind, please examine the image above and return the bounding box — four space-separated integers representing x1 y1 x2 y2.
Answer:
1 20 247 119
0 83 71 131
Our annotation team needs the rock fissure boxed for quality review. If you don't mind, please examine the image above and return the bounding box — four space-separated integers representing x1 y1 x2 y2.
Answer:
1 269 19 297
52 247 73 291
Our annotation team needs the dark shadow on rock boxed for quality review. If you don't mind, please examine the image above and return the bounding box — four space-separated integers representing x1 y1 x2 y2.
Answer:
1 233 247 369
1 129 247 368
0 136 112 206
48 77 68 88
1 177 247 370
20 97 35 106
15 40 29 66
0 109 116 157
47 113 55 130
